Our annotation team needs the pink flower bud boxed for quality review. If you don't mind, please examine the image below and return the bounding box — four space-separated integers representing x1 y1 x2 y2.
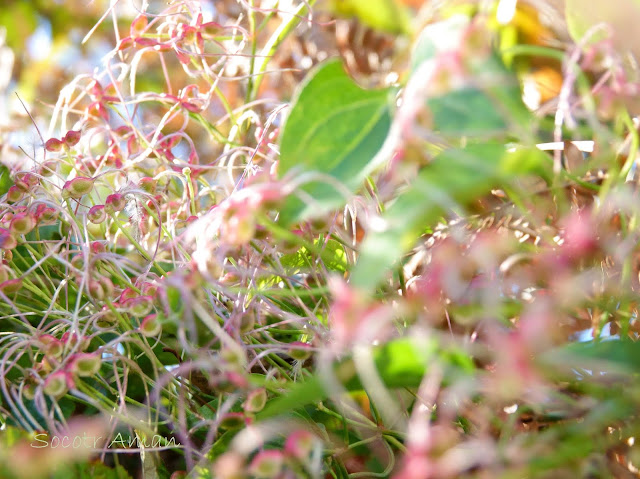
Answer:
140 314 161 337
119 287 137 302
45 340 64 358
62 177 94 199
248 450 284 479
23 382 36 400
90 241 105 254
130 15 148 37
284 430 316 461
63 130 82 147
105 193 126 213
212 452 245 479
88 280 107 300
140 282 157 296
0 278 22 294
38 335 63 357
13 180 29 192
138 177 157 194
6 185 23 203
117 36 134 51
125 295 154 317
0 265 8 283
288 341 312 361
61 332 90 351
70 254 85 271
44 138 64 152
39 160 58 177
214 371 249 393
36 206 58 225
0 229 17 249
87 205 107 225
86 101 109 122
219 412 246 431
18 173 39 188
99 276 114 298
243 388 267 413
96 305 118 328
43 371 72 397
10 212 36 235
69 353 102 377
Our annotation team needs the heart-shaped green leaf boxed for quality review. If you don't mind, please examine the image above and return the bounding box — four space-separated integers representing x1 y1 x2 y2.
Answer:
278 60 393 225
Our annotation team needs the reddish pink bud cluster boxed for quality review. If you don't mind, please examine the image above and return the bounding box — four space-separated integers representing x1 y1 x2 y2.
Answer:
44 130 82 152
62 176 95 199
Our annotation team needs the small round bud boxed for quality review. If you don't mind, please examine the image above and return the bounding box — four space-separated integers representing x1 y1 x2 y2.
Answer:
36 207 58 225
288 341 312 361
63 130 81 148
62 177 95 199
43 371 72 397
38 335 64 358
0 229 17 250
248 450 284 479
88 205 106 224
0 278 22 294
44 138 64 153
124 296 153 318
130 14 148 37
119 287 138 302
39 160 58 177
96 305 118 328
90 241 106 254
138 177 157 194
284 430 316 461
105 193 126 213
0 265 9 283
6 185 23 203
139 314 161 337
243 388 267 413
218 412 246 431
69 353 102 377
10 212 36 235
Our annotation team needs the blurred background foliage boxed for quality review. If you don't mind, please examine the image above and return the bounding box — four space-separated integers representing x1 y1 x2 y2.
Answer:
1 0 117 110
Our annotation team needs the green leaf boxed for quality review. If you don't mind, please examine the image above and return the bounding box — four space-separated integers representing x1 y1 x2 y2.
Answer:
278 60 393 224
0 164 11 197
329 0 410 34
350 143 547 291
0 1 38 51
351 143 504 290
411 16 531 138
258 336 473 419
544 339 640 374
428 87 509 136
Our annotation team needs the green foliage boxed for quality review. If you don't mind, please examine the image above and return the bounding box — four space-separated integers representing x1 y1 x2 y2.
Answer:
4 1 640 478
0 164 11 197
412 15 532 138
259 336 473 419
352 143 547 290
278 60 393 224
